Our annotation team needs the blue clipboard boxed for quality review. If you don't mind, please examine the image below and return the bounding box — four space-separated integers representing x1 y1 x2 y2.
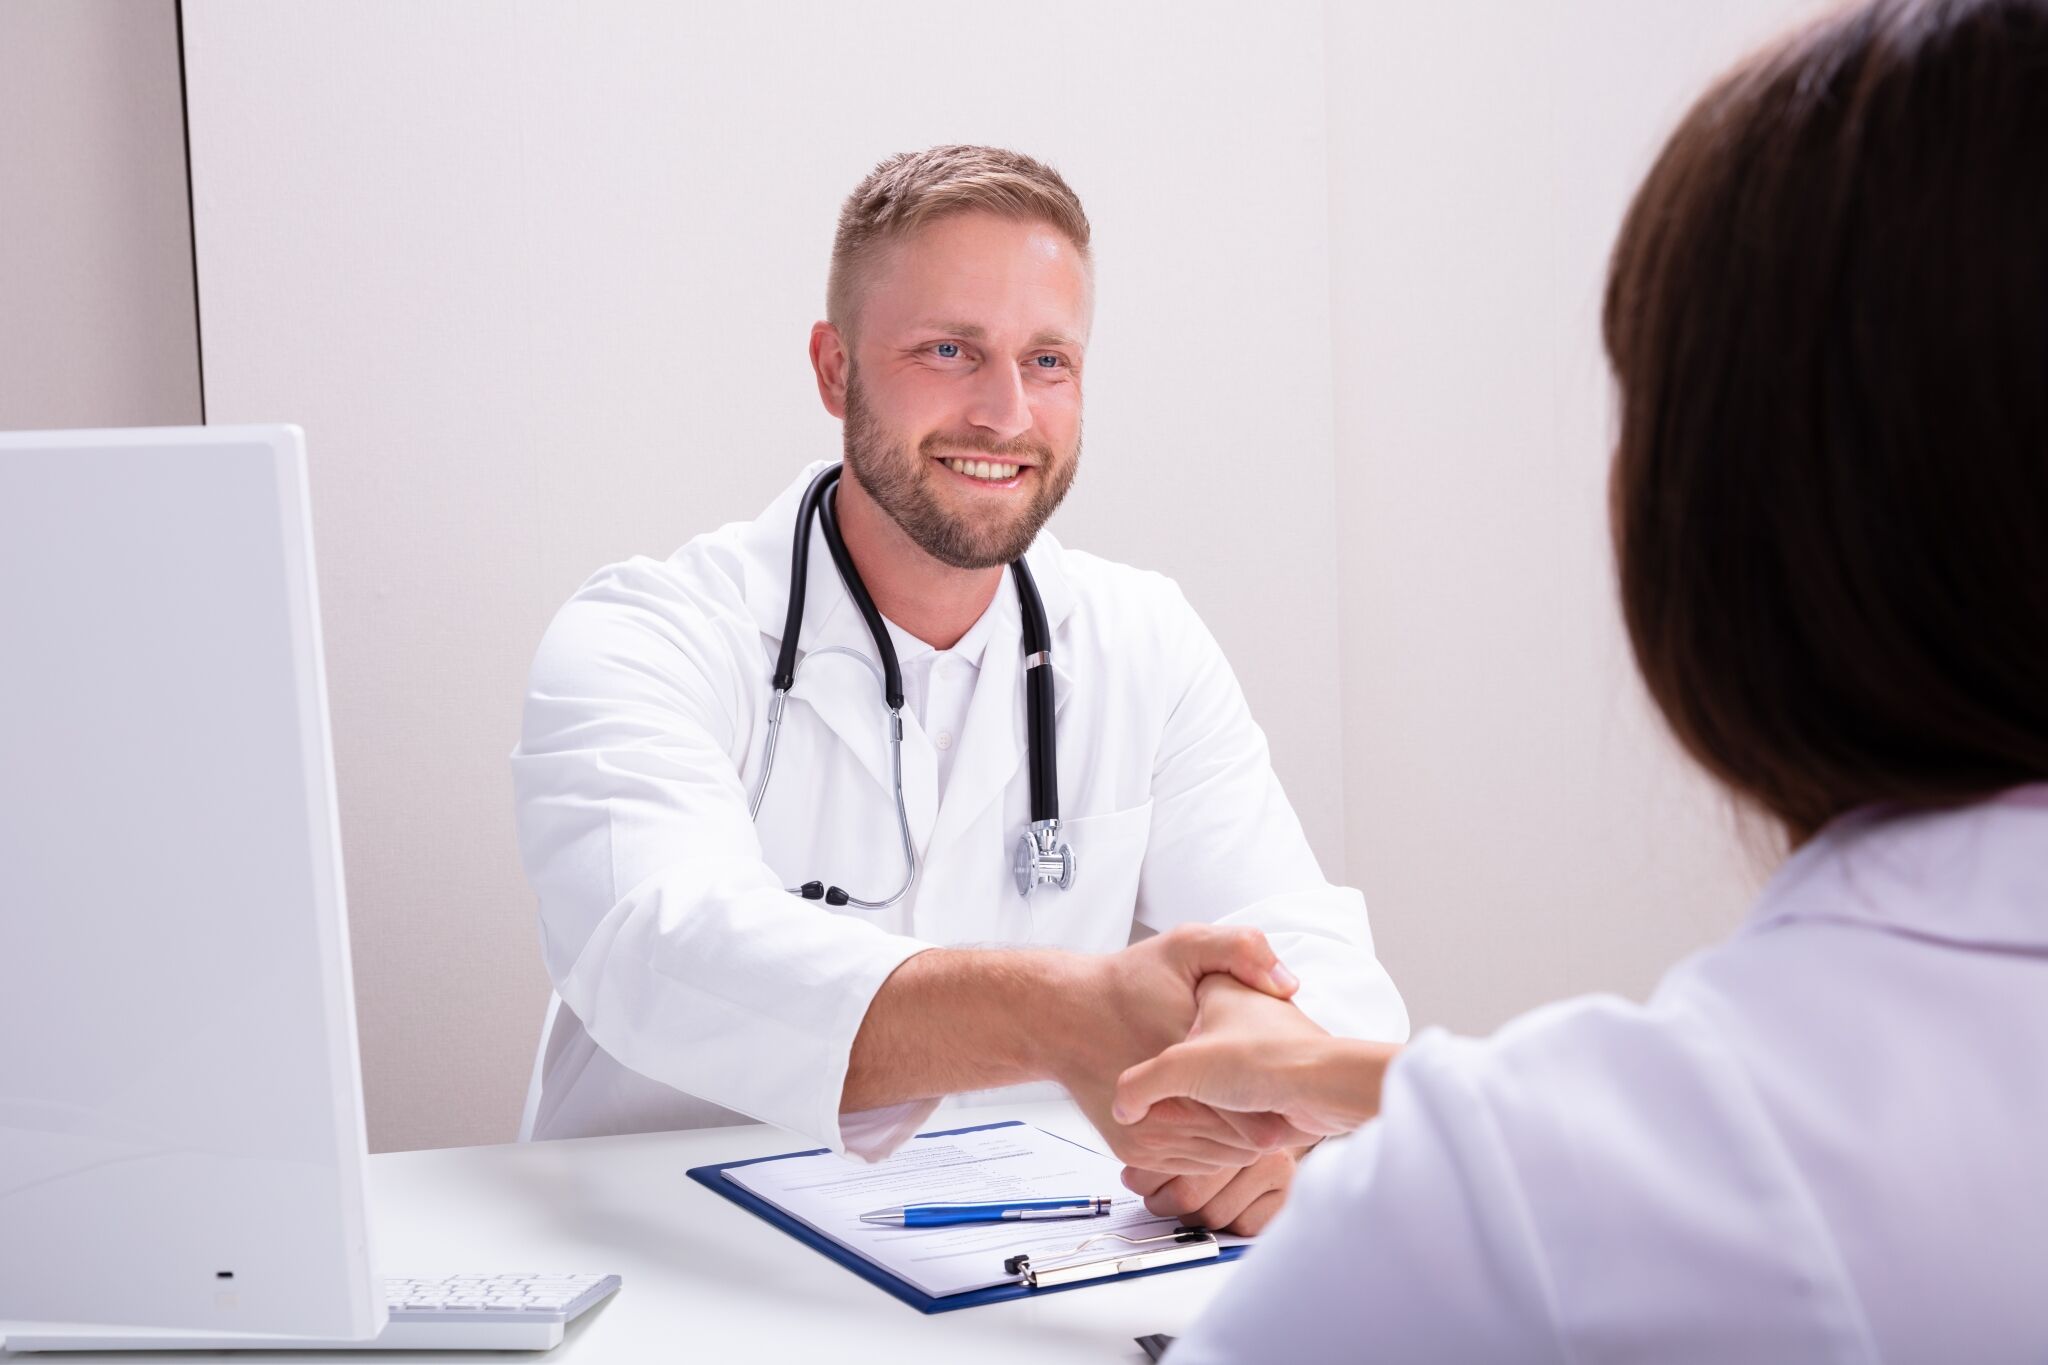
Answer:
686 1118 1247 1313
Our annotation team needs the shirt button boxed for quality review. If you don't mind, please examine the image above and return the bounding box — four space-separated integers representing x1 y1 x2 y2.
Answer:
935 732 953 751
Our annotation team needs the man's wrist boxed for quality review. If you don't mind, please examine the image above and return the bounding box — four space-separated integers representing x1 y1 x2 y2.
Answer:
843 945 1099 1110
953 945 1100 1085
1027 949 1112 1085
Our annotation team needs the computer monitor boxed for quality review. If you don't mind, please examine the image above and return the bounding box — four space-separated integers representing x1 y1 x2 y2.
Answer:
0 425 383 1343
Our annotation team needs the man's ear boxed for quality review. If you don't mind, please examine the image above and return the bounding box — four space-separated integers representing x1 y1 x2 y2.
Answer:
810 321 850 419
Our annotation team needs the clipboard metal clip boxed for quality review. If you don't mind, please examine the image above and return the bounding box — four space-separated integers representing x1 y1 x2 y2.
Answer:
1005 1227 1221 1289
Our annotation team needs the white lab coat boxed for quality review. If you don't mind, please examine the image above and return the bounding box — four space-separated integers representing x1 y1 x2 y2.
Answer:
512 462 1408 1157
1172 786 2048 1364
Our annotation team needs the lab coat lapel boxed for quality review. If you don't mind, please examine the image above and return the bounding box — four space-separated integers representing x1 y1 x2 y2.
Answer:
782 597 896 799
927 538 1078 854
1025 531 1079 726
740 463 938 842
928 586 1026 856
785 597 939 848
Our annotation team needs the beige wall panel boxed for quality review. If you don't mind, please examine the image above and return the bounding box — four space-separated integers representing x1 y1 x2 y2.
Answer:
0 0 201 430
181 1 1350 1151
1323 0 1823 1035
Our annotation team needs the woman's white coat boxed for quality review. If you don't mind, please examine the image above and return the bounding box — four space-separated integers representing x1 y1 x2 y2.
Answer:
1173 789 2048 1363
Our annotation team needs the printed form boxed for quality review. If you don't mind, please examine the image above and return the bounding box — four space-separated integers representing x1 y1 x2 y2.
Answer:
722 1123 1240 1298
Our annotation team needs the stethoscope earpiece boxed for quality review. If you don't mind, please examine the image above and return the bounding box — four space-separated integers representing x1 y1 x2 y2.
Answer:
749 463 1074 909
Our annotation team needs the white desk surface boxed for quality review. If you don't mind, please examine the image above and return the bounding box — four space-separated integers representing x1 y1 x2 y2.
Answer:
4 1101 1233 1363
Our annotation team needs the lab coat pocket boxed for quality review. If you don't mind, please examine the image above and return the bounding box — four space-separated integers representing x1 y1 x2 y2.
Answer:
1025 800 1154 953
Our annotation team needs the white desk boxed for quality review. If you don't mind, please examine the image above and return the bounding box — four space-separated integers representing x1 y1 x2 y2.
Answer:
2 1101 1232 1363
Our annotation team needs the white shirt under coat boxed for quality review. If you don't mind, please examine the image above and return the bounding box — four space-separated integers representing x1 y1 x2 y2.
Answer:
1172 787 2048 1364
511 462 1410 1157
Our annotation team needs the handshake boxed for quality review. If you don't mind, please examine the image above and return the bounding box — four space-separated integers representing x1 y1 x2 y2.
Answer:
1050 925 1397 1236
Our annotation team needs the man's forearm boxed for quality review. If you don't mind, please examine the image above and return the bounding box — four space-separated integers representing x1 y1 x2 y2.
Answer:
840 947 1095 1112
841 925 1306 1176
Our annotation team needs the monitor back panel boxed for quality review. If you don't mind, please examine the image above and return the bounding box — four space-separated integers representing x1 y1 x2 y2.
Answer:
0 425 379 1340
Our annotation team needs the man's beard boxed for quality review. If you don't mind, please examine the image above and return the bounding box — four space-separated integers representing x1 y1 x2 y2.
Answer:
841 371 1078 571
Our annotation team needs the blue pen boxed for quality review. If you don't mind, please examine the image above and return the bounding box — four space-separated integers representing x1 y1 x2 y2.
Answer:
859 1196 1116 1227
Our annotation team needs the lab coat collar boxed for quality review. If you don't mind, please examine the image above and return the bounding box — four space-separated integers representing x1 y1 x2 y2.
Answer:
1744 784 2048 952
738 461 852 653
733 461 1076 847
881 580 1000 675
737 461 1078 648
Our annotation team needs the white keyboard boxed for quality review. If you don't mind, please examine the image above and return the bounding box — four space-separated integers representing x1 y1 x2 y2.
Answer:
376 1272 621 1348
3 1273 622 1353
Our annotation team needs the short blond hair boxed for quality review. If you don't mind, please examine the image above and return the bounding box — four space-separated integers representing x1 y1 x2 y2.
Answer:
826 145 1092 334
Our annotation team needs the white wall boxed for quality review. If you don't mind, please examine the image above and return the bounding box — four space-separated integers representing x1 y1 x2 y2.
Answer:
174 0 1827 1152
1323 0 1821 1033
181 0 1352 1152
0 0 200 431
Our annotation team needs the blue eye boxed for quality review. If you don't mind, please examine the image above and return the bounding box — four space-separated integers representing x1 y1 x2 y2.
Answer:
935 342 961 359
1034 354 1061 368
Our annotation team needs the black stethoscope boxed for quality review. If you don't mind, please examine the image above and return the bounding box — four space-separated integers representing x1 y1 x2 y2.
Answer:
747 464 1077 909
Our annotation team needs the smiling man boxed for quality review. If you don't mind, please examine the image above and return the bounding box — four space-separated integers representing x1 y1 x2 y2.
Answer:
512 145 1407 1234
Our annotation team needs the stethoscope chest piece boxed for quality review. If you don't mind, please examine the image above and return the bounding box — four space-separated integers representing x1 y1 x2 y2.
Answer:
1015 818 1077 897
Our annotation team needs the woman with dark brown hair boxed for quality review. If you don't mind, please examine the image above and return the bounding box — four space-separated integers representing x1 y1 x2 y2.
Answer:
1140 1 2048 1358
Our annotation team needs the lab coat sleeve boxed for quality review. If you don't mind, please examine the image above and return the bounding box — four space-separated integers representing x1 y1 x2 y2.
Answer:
1133 582 1408 1043
511 560 935 1156
1166 1030 1567 1365
1175 1000 1876 1363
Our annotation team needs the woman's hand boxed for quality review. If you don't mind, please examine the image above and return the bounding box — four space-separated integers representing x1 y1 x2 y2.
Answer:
1113 976 1401 1140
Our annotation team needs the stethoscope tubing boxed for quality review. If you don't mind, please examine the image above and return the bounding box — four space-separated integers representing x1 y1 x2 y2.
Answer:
817 471 906 709
752 463 1067 908
1014 551 1058 822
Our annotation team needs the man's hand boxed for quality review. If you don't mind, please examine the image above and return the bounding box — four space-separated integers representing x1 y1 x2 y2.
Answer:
1114 976 1402 1141
1052 924 1300 1175
1122 1147 1306 1236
